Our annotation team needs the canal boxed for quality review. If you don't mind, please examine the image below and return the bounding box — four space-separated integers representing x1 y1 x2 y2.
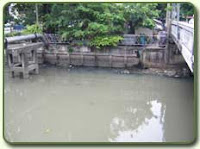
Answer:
4 66 194 142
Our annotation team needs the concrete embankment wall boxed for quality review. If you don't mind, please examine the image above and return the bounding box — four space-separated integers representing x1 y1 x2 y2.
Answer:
6 44 183 69
38 45 168 68
43 52 139 68
36 45 169 68
141 48 166 68
36 45 140 68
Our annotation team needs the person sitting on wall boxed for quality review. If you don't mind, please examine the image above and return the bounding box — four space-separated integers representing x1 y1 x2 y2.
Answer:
152 30 158 44
158 30 167 47
140 33 146 46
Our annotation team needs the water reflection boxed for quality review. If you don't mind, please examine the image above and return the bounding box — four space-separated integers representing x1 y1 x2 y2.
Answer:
109 100 166 142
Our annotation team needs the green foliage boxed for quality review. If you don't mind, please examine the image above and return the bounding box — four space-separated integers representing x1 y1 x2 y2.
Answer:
90 35 123 49
5 32 22 37
4 3 175 48
123 3 159 33
43 3 126 48
5 24 43 37
4 4 13 24
4 3 47 25
156 4 167 21
22 24 43 34
68 46 74 53
180 3 194 18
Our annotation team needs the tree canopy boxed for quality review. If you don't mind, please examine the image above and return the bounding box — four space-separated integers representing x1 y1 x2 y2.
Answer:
41 3 160 48
4 3 194 49
180 3 194 19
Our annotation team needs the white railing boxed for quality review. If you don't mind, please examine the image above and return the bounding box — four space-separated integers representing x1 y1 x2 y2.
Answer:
170 21 194 72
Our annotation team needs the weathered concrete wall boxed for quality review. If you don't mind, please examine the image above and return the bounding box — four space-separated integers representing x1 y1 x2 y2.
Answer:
5 44 184 69
49 44 142 54
140 49 166 68
4 46 44 65
168 43 186 65
42 45 166 69
37 49 44 64
44 51 139 68
35 45 141 68
140 43 186 68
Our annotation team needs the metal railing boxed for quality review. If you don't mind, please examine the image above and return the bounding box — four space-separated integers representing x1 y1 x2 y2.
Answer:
43 33 167 47
119 34 167 47
43 33 62 43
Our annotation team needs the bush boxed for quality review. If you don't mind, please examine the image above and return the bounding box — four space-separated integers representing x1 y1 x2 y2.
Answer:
5 32 22 37
22 24 43 34
89 35 123 49
5 24 43 37
68 46 74 53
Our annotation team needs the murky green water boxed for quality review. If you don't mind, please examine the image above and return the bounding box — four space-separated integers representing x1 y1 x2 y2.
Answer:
4 66 194 142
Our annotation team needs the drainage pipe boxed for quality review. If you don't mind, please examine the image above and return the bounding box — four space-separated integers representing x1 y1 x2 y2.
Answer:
4 33 48 48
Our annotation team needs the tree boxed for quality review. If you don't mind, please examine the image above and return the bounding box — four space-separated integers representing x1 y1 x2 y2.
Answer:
4 4 12 24
4 3 45 25
156 4 167 23
123 3 160 34
4 3 164 49
180 3 194 20
43 3 125 49
42 3 162 48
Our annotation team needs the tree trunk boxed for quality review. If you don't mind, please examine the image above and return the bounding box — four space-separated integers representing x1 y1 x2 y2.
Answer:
35 4 39 25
